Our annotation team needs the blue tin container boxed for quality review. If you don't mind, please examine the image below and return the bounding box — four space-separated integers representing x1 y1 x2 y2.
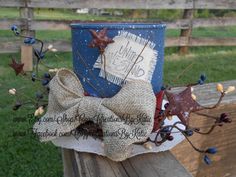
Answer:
71 23 166 98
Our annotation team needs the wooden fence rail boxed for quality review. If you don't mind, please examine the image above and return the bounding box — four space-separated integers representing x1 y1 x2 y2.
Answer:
1 0 236 9
2 37 236 54
0 0 236 54
2 17 236 30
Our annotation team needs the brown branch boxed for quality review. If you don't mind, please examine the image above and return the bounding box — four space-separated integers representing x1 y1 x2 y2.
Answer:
193 125 217 135
198 92 225 110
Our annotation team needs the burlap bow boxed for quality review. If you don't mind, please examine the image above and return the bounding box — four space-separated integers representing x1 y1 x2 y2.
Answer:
33 68 156 161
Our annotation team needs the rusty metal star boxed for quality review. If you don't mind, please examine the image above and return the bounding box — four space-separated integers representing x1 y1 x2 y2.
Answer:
9 58 24 75
164 86 202 126
88 28 114 53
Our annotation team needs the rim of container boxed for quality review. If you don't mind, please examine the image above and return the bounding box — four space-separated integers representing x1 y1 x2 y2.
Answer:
70 22 166 29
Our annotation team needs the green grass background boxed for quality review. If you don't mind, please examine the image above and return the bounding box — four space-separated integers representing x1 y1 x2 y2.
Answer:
0 7 236 177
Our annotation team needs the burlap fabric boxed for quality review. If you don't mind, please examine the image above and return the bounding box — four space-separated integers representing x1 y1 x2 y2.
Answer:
33 68 156 161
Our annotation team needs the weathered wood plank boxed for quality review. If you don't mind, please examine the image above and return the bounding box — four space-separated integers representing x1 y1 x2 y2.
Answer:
0 19 23 29
2 36 236 53
194 0 236 9
0 0 193 9
126 153 192 177
166 37 189 47
189 37 236 46
26 17 236 30
20 5 34 71
30 20 72 30
1 17 236 30
62 150 192 177
0 0 24 7
21 45 33 71
166 37 236 47
61 80 236 177
0 38 189 53
168 80 236 176
195 106 236 177
0 40 21 53
29 18 235 30
1 0 236 9
171 80 236 106
171 104 236 177
31 19 190 30
193 17 236 28
179 9 194 54
0 40 71 53
62 148 79 177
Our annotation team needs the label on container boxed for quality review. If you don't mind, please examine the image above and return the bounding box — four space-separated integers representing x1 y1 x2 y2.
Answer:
94 31 158 86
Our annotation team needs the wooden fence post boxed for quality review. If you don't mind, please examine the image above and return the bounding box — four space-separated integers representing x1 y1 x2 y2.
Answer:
19 0 34 71
179 9 194 55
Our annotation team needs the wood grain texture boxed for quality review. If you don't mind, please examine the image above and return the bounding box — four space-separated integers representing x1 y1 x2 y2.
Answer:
179 9 194 54
192 17 236 28
171 80 236 106
21 45 33 71
3 36 236 53
1 0 236 9
195 106 236 177
1 16 236 52
0 40 71 53
1 17 236 30
62 149 79 177
61 80 236 177
19 5 34 71
0 19 23 30
0 0 193 9
166 37 236 47
171 104 236 177
189 37 236 46
19 7 35 35
170 80 236 176
194 0 236 9
62 150 192 177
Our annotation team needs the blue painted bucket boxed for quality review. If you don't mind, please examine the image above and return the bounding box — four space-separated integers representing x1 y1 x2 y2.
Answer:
71 23 166 97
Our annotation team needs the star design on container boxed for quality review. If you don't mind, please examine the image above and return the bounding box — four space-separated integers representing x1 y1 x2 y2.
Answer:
88 28 114 53
164 86 202 126
9 58 24 75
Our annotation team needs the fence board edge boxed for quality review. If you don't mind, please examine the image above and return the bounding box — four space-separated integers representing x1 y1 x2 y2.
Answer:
1 17 236 30
1 0 236 9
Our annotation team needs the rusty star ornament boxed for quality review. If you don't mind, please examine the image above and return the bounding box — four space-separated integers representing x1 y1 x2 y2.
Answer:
164 86 202 126
88 28 114 53
9 58 24 75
